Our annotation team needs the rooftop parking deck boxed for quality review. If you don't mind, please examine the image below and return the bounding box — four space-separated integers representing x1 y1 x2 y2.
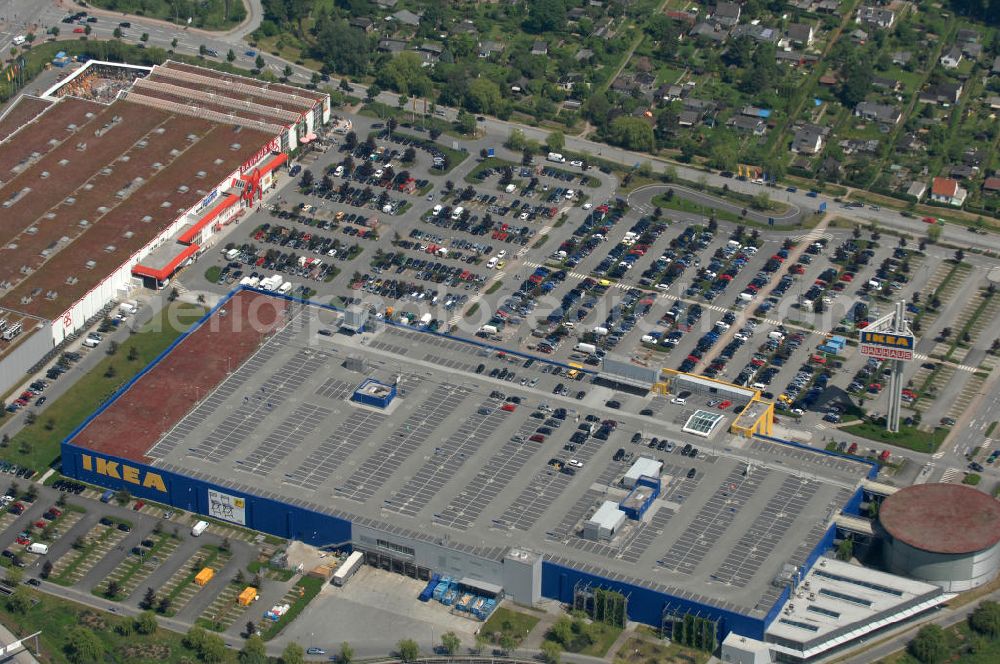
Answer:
70 291 871 616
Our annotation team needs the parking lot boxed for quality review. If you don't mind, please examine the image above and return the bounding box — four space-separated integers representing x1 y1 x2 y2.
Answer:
0 476 309 644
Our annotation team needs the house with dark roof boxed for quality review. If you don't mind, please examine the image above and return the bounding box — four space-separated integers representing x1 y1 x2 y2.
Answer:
730 115 768 135
787 23 814 47
940 47 963 69
731 23 779 43
872 76 901 92
993 56 1000 74
690 22 728 43
854 101 902 125
919 82 963 105
350 17 375 32
983 177 1000 193
856 6 894 29
713 2 741 27
377 39 409 54
478 40 504 58
392 9 421 27
792 124 827 154
531 40 548 56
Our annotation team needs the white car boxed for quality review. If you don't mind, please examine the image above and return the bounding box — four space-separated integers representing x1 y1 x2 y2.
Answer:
655 284 670 291
570 160 584 167
497 249 506 259
568 459 583 468
671 396 686 405
582 202 593 210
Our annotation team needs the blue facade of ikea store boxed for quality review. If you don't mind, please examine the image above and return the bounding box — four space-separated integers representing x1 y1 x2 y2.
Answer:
58 287 869 642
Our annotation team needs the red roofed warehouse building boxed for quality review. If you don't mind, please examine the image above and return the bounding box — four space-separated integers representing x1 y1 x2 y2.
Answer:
0 60 330 395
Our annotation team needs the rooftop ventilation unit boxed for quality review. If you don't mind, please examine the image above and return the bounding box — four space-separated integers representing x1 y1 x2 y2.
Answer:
65 276 78 285
104 245 116 253
85 260 96 270
79 219 89 227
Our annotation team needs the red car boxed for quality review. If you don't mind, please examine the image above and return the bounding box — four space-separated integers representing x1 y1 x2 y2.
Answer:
48 507 62 518
717 400 732 409
500 403 516 413
922 216 936 224
73 27 85 33
133 500 145 511
528 434 546 443
33 520 46 529
14 536 30 546
847 442 859 455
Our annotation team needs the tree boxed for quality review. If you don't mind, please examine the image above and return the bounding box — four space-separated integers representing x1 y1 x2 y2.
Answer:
113 27 123 39
141 33 149 43
440 631 461 655
300 169 314 188
157 596 172 614
908 624 948 664
227 49 236 62
402 147 416 163
244 620 256 638
127 345 139 361
546 130 565 153
282 642 305 664
608 117 655 152
283 65 293 79
4 567 22 587
505 128 526 150
201 634 227 664
839 55 874 107
498 634 516 655
107 340 119 356
338 642 355 664
927 224 942 243
65 627 105 664
456 110 477 135
541 641 562 664
105 579 121 598
142 586 157 609
255 54 265 70
136 610 158 634
836 538 854 561
397 639 420 662
240 635 268 664
970 600 1000 637
114 489 131 506
465 78 502 114
199 44 208 56
6 587 30 614
954 248 965 263
41 560 52 579
184 626 208 651
50 26 60 37
24 410 36 426
171 38 178 49
524 0 567 33
550 616 574 645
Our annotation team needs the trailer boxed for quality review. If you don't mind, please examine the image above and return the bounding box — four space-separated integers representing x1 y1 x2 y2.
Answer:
418 573 441 602
332 551 364 586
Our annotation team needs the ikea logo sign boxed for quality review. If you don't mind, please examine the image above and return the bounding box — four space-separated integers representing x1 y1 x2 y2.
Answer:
860 332 914 349
81 454 166 493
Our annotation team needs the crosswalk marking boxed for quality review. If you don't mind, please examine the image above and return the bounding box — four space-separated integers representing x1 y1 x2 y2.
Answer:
939 467 963 483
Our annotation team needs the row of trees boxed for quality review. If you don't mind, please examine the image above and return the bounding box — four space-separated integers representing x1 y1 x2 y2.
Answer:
908 601 1000 663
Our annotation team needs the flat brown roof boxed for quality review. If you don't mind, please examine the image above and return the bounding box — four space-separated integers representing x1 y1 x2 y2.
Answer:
880 483 1000 554
0 97 273 322
161 60 327 104
0 96 53 143
131 83 298 127
0 96 103 176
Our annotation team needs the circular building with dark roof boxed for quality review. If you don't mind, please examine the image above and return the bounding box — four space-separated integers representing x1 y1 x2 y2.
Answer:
879 483 1000 592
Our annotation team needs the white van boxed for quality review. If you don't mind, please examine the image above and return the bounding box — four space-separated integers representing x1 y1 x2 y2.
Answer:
505 183 517 194
432 204 443 217
333 165 344 177
451 206 464 220
27 543 48 555
487 257 498 269
547 152 565 163
191 520 209 537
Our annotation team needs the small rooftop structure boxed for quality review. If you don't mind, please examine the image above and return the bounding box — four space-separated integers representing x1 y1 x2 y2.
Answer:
583 501 627 541
623 457 662 488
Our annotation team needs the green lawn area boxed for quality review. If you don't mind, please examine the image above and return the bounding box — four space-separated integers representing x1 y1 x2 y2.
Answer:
652 193 742 223
204 266 222 283
88 0 246 31
485 280 503 295
840 422 948 454
1 303 205 472
260 576 324 641
480 607 540 646
0 588 219 664
545 618 622 657
614 636 710 664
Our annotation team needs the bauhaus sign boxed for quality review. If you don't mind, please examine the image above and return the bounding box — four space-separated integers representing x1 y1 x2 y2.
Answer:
859 331 914 361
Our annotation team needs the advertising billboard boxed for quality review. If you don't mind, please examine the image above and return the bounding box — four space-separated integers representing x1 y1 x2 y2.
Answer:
859 331 914 361
207 489 247 526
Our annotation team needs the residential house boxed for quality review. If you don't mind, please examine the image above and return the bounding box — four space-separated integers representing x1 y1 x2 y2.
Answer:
963 147 986 168
906 181 927 200
949 164 976 180
678 110 703 127
376 0 398 8
787 23 815 47
478 40 504 58
451 20 478 36
634 72 657 90
892 51 912 66
392 9 421 27
690 22 728 43
993 56 1000 74
568 7 587 21
919 82 963 105
713 2 742 27
983 177 1000 194
776 50 818 66
930 177 967 206
872 76 901 92
792 124 827 154
854 101 902 125
962 42 983 59
839 139 880 154
531 40 548 56
956 29 980 44
377 39 408 54
856 6 895 29
417 42 444 65
349 17 374 33
849 29 869 43
557 73 585 92
730 115 768 135
575 48 595 62
731 24 779 43
988 96 1000 110
940 47 963 69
